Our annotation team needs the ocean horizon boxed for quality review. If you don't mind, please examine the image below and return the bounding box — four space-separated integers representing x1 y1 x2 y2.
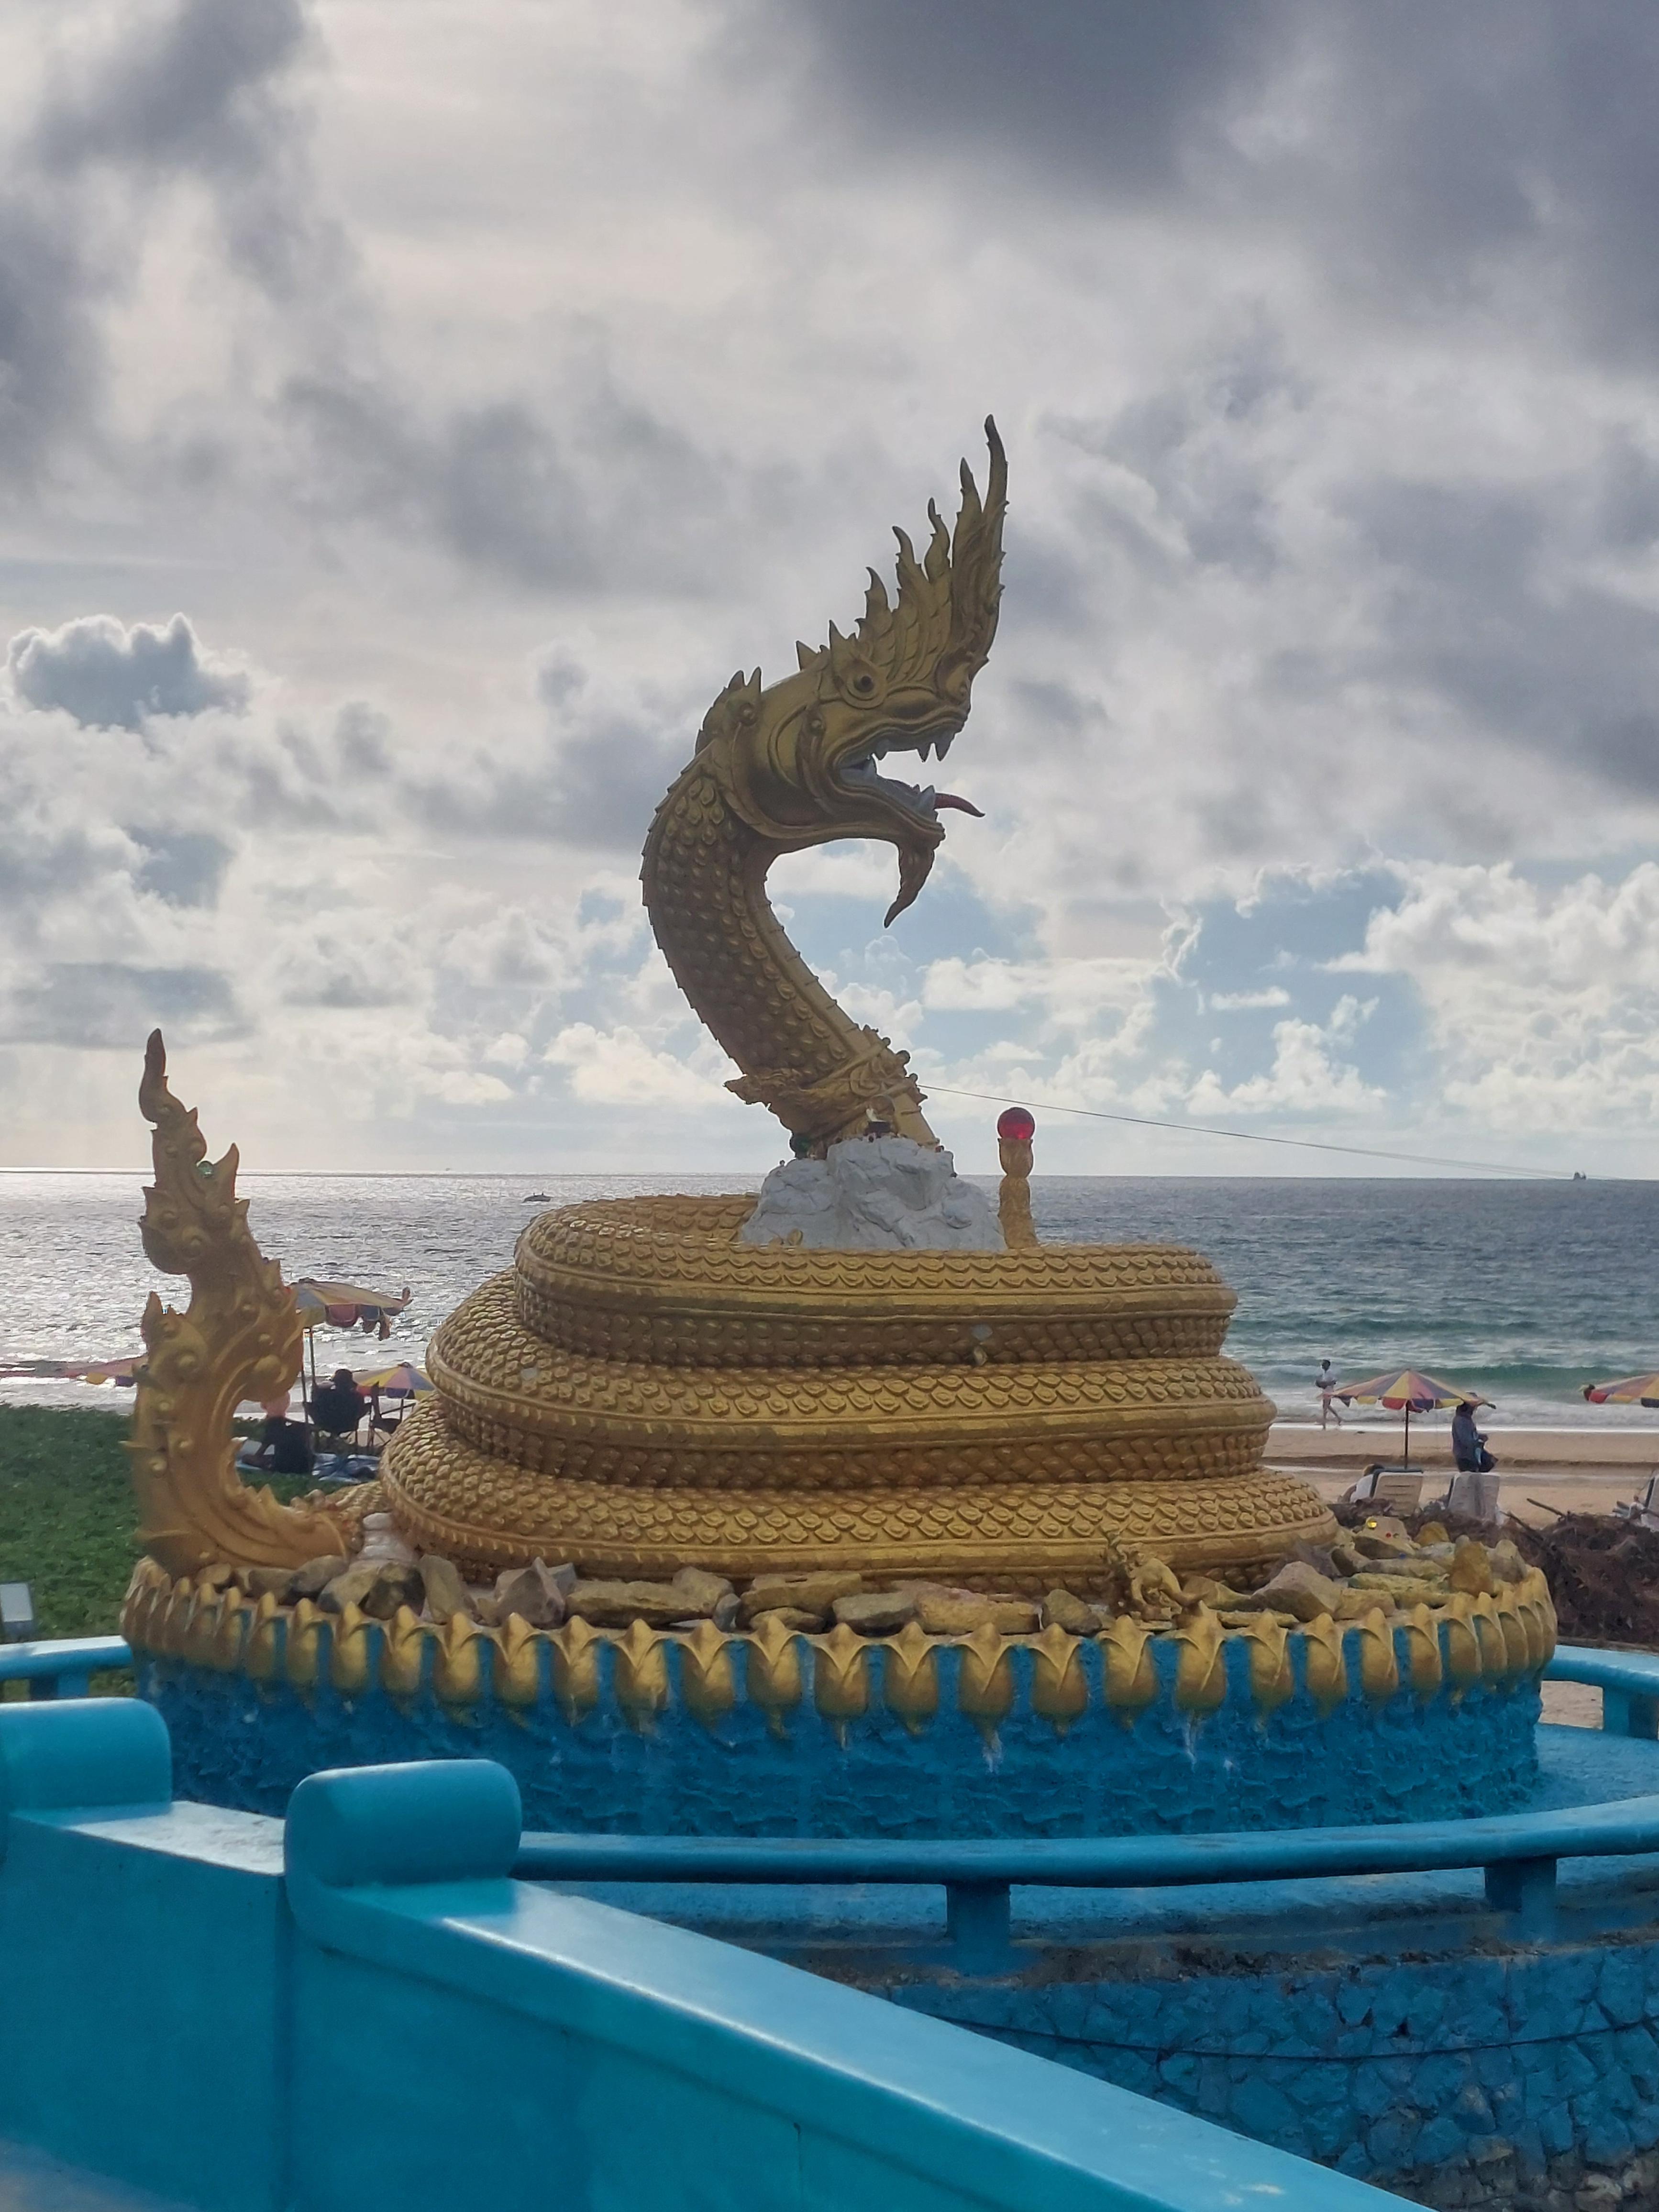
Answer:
1 1171 1654 1434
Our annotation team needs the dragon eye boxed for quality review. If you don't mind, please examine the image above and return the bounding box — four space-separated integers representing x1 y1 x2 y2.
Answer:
854 674 874 693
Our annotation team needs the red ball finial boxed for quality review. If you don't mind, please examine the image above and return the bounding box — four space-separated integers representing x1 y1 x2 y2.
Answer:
996 1106 1035 1142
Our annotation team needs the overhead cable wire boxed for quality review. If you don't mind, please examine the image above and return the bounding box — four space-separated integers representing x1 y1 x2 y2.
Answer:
923 1082 1574 1180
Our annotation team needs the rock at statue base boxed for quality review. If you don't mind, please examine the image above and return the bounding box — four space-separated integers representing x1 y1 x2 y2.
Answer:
739 1135 1004 1251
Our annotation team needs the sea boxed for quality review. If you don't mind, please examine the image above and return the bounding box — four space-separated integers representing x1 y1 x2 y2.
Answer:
0 1172 1654 1434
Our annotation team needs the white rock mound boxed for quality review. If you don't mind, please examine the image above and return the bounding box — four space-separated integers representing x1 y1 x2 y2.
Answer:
739 1135 1004 1252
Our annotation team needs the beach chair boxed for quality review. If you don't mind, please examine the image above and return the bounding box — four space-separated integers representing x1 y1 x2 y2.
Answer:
1347 1467 1424 1513
1614 1473 1659 1530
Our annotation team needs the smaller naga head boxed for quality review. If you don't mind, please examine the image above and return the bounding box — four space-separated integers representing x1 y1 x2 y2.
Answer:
695 419 1006 924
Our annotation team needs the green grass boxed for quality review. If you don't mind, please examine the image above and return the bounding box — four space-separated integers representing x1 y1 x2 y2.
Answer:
0 1406 316 1652
0 1406 141 1640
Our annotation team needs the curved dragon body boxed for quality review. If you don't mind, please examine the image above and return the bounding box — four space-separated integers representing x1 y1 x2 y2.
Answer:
641 421 1006 1150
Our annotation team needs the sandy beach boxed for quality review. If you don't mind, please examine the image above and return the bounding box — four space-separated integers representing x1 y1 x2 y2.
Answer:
1267 1422 1659 1526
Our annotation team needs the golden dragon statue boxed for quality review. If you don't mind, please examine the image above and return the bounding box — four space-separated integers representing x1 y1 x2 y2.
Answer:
641 421 1007 1150
129 422 1333 1591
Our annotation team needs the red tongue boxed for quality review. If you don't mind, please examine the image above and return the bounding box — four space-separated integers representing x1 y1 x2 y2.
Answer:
934 792 983 817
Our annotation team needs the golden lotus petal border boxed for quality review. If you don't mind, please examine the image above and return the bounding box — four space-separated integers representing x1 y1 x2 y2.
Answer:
120 1559 1556 1733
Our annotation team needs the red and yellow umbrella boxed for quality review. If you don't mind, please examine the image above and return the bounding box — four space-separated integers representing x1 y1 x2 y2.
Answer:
292 1281 410 1338
1583 1373 1659 1408
291 1280 411 1414
1334 1368 1487 1461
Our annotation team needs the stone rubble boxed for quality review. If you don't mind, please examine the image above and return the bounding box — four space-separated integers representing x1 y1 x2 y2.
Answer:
417 1554 472 1625
195 1510 1542 1645
493 1559 573 1629
318 1560 424 1620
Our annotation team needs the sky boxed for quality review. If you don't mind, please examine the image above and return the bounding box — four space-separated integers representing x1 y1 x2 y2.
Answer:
4 1 1659 1177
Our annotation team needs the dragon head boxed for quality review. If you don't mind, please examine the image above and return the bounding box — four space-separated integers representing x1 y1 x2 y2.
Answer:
694 419 1006 925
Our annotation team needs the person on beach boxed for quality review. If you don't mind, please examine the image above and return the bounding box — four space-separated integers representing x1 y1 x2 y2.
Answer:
1452 1397 1495 1473
248 1399 313 1476
1316 1358 1344 1428
310 1366 368 1447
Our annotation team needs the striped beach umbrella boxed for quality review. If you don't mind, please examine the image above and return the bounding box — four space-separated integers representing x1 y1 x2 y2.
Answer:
292 1280 411 1338
292 1279 411 1409
1583 1373 1659 1408
1333 1368 1485 1462
352 1361 431 1398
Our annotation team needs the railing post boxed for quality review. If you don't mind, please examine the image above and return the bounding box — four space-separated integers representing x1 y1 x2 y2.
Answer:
1484 1856 1557 1937
945 1880 1012 1974
1603 1688 1659 1739
28 1673 90 1702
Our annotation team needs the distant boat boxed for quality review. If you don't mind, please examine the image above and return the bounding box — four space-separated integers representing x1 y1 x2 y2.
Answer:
523 1192 551 1203
1572 1171 1588 1183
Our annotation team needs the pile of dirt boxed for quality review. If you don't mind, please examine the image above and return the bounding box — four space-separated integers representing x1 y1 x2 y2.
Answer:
1500 1512 1659 1649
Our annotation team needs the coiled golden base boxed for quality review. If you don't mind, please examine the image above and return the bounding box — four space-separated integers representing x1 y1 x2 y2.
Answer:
382 1195 1333 1585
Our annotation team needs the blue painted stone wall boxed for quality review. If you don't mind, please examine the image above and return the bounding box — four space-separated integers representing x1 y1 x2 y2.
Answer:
138 1632 1542 1837
882 1935 1659 2204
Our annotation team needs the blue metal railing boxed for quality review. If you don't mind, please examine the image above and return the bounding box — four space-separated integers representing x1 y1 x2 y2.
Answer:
0 1636 131 1701
8 1633 1659 1962
509 1643 1659 1963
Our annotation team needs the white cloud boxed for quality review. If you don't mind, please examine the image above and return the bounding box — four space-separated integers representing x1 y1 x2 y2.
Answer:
1189 998 1385 1118
542 1022 732 1108
1339 862 1659 1130
8 616 250 731
1207 985 1291 1010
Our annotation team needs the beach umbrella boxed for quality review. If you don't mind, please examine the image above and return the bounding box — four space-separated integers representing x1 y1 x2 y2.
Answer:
1332 1368 1487 1463
291 1280 411 1411
1583 1373 1659 1408
352 1360 431 1397
292 1281 411 1338
79 1355 143 1387
0 1355 144 1388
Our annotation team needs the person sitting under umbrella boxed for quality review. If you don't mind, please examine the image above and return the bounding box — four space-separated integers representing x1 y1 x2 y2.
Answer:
310 1366 368 1448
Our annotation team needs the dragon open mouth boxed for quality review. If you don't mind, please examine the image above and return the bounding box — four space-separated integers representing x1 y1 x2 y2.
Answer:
837 731 984 820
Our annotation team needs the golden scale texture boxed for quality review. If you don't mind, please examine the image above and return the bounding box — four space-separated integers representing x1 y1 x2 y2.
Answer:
379 1200 1329 1583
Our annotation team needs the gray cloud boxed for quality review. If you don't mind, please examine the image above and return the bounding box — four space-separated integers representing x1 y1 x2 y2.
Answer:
283 376 593 590
280 362 732 595
34 0 324 297
8 614 250 730
0 199 103 483
783 0 1659 363
0 962 243 1048
333 703 393 777
776 0 1270 194
1250 7 1659 353
0 0 322 494
408 658 693 850
5 0 1659 1170
37 0 309 180
128 827 233 907
1332 471 1659 795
